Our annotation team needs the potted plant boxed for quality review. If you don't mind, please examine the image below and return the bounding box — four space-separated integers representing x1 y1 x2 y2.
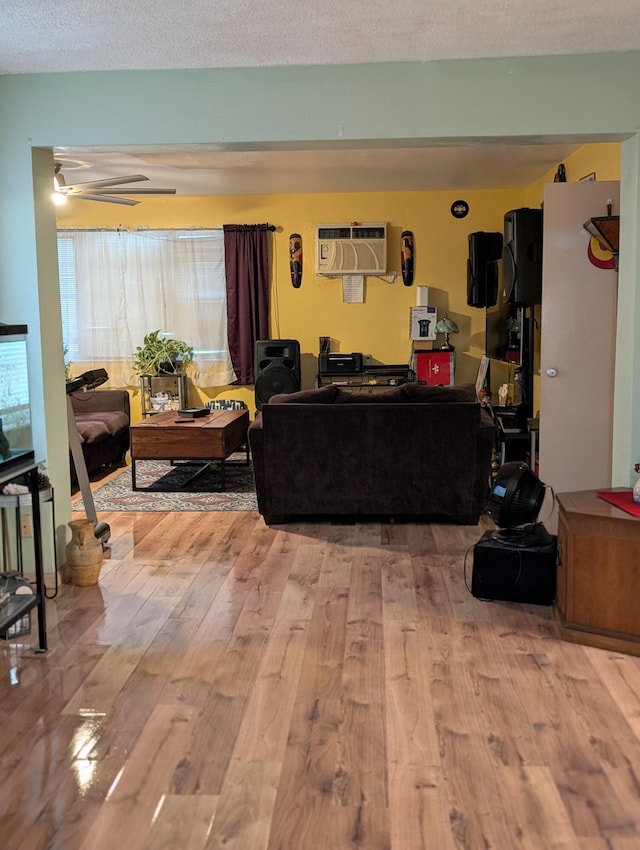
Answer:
131 330 194 376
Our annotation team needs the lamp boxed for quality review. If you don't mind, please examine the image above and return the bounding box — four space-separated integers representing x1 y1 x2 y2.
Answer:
435 316 458 350
53 163 67 205
53 164 66 192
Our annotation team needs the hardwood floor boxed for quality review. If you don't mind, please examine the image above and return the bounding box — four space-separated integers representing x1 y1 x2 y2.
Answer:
1 508 640 849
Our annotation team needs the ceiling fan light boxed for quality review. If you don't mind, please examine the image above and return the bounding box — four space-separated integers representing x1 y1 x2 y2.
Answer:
53 163 67 192
52 190 67 206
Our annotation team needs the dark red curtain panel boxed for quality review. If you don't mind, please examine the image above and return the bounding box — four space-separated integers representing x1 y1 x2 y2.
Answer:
223 224 272 385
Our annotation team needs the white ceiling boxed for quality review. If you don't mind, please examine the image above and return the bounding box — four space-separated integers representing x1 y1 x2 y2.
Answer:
53 145 583 197
4 1 637 195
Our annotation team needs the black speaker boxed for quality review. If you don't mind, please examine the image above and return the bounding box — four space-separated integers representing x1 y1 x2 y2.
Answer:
467 231 503 308
502 208 543 305
254 339 301 409
471 525 557 605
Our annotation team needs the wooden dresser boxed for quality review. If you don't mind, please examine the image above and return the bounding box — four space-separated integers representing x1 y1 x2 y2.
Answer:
555 490 640 656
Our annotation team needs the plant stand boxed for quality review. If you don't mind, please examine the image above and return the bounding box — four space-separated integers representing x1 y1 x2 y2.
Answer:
139 374 188 417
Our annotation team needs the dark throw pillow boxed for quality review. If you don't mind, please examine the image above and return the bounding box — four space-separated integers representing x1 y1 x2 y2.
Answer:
334 386 409 403
268 384 340 404
400 382 477 403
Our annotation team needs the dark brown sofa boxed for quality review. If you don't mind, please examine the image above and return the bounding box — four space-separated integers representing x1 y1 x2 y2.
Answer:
69 389 130 482
248 382 496 525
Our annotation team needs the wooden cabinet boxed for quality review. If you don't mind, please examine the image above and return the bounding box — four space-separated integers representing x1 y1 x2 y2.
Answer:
555 490 640 656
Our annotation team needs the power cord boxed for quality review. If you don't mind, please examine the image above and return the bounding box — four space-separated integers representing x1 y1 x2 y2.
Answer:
463 538 525 599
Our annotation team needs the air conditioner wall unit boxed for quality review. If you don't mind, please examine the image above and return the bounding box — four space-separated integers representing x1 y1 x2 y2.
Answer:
315 222 387 275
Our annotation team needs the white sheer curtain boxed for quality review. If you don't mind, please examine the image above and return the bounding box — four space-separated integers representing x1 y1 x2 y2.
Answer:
58 228 236 388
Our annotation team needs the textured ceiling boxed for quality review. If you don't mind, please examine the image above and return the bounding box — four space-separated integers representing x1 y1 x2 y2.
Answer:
4 1 635 195
2 0 640 75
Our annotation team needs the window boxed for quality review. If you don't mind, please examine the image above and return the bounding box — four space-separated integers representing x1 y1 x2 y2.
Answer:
57 229 236 387
0 334 31 450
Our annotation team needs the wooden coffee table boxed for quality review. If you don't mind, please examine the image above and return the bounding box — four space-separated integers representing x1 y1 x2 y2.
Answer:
129 408 249 492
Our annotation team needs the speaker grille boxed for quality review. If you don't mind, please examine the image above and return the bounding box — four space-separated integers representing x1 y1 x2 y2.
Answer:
255 365 299 406
254 339 301 409
502 208 542 305
467 231 503 308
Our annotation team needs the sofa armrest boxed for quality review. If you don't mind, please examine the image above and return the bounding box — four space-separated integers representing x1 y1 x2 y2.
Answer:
247 413 266 511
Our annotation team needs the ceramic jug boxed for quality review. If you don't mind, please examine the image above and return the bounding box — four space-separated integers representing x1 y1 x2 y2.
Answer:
66 518 102 586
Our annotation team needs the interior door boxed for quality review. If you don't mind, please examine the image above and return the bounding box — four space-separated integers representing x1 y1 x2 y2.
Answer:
539 180 619 530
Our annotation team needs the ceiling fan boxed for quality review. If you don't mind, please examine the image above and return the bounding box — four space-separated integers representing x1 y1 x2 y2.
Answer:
53 162 177 206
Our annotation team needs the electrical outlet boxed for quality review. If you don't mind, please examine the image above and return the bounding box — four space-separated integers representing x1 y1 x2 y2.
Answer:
20 515 33 538
385 270 397 283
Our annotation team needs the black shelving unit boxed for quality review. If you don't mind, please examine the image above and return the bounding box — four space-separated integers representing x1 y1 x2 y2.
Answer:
0 458 48 652
317 363 414 390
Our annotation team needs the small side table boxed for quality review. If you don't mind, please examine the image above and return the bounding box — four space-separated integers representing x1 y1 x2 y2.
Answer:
0 485 56 576
555 489 640 656
0 459 48 652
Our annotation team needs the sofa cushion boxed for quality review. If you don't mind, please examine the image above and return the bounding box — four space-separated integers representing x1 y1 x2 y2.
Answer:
400 382 477 403
335 383 477 403
75 411 130 443
75 419 109 445
269 384 340 404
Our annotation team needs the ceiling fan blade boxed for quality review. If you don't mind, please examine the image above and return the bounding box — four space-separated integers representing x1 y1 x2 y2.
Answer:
91 188 177 195
71 193 140 206
64 174 150 192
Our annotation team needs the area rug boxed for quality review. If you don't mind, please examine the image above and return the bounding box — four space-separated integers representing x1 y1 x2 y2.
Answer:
73 459 258 512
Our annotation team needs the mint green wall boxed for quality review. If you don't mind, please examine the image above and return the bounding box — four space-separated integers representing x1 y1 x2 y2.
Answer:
617 135 640 484
1 54 640 555
1 55 637 147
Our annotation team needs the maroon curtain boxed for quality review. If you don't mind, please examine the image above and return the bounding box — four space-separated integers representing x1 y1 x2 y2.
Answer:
223 224 273 385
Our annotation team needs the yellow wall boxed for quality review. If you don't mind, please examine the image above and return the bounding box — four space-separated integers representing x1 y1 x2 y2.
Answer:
57 187 522 404
525 142 620 207
57 142 620 419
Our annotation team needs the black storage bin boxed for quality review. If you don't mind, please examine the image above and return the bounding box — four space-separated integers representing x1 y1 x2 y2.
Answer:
471 524 557 605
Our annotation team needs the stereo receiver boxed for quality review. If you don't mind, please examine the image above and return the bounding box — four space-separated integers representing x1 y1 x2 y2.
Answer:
318 353 364 375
